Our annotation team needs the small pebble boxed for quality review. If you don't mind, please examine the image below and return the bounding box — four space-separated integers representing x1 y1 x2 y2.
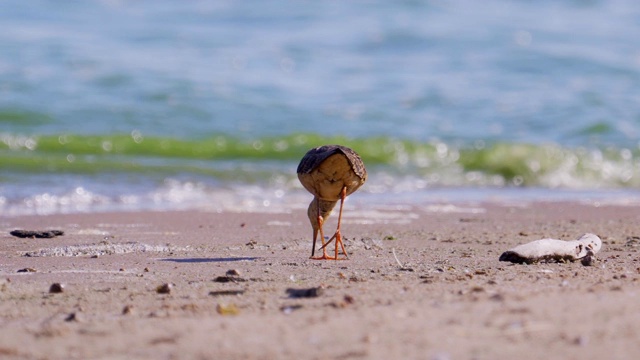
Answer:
216 303 239 315
156 283 172 294
49 283 64 293
65 312 81 322
581 251 596 266
213 276 245 283
286 286 324 298
226 269 241 276
122 305 134 315
573 335 589 346
209 290 245 297
281 305 303 314
0 278 10 291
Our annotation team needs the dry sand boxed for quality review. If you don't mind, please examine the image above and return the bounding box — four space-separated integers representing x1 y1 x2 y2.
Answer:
1 201 640 359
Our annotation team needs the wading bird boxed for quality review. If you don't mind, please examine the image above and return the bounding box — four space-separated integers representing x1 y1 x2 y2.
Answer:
297 145 367 260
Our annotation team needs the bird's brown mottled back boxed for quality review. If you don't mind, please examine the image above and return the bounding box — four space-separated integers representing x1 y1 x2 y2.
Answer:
297 145 367 181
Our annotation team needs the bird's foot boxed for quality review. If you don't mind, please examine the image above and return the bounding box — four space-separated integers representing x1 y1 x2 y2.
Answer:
317 231 349 260
310 254 336 260
310 253 347 260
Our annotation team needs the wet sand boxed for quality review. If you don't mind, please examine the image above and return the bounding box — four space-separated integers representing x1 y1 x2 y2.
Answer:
1 201 639 359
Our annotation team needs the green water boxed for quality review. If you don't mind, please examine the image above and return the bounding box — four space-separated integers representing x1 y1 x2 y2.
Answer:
2 132 637 188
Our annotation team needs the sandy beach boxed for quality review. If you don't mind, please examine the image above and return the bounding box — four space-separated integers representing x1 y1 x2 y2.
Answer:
1 201 640 360
3 2 640 359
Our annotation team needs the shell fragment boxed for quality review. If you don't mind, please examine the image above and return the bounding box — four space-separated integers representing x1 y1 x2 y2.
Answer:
499 233 602 264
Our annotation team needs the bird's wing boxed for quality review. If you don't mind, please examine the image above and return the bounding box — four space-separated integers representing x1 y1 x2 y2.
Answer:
338 146 367 180
297 145 367 181
296 145 341 174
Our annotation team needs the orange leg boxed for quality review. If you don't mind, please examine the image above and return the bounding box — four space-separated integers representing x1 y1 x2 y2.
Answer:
316 186 349 260
311 225 319 257
335 186 349 259
311 198 332 260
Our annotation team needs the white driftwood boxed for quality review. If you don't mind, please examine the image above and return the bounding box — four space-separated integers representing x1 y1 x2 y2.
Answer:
499 233 601 264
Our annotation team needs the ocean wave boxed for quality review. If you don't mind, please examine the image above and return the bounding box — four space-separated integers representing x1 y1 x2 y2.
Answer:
1 132 639 189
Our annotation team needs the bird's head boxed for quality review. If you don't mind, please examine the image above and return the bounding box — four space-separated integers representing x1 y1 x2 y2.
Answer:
307 198 338 231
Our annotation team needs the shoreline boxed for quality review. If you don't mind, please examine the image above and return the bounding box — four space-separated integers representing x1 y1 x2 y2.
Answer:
1 201 640 359
5 186 640 218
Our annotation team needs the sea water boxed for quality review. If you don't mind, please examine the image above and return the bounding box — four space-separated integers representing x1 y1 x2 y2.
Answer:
2 0 640 215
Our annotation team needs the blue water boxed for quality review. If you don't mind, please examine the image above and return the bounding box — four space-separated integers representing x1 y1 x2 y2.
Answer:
2 0 640 214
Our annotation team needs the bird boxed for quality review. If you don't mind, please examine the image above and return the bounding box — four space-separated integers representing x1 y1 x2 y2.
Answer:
297 145 367 260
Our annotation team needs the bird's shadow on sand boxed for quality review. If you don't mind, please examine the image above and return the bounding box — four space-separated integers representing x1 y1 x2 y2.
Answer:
158 257 259 263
